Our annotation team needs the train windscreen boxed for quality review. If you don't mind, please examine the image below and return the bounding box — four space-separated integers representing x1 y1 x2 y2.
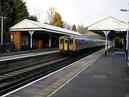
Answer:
65 40 68 44
60 39 64 44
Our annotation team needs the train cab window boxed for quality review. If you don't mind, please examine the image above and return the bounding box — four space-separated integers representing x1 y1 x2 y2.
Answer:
65 40 68 44
69 39 73 44
60 39 64 44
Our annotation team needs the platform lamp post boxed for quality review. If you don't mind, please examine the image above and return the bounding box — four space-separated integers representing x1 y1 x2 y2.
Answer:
103 31 110 56
120 9 129 61
0 16 7 52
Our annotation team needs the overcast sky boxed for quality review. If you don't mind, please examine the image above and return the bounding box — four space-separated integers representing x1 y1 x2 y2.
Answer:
25 0 129 27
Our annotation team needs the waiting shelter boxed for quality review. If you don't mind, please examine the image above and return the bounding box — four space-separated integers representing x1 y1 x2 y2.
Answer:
9 19 82 50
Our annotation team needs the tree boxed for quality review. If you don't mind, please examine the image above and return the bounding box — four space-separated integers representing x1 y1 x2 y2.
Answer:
0 1 1 11
0 0 29 40
45 7 63 28
12 0 29 24
46 7 56 25
72 25 77 32
63 21 71 30
78 24 88 34
28 15 38 21
52 12 63 27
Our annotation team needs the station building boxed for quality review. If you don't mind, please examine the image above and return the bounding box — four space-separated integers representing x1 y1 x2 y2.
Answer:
9 19 82 50
9 16 128 51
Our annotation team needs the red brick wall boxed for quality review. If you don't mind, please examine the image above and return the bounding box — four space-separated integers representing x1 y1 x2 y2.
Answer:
10 31 22 49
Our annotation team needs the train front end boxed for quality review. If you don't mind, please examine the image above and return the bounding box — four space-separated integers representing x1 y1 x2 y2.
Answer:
59 36 75 53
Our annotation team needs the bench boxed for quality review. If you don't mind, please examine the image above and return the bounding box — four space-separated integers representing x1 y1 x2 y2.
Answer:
112 51 127 64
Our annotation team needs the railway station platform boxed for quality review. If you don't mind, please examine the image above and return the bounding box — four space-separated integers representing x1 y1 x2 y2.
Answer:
3 48 129 97
0 48 58 57
0 48 59 61
0 48 59 74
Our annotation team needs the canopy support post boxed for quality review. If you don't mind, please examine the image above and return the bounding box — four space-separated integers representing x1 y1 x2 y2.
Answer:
103 31 110 56
29 31 34 49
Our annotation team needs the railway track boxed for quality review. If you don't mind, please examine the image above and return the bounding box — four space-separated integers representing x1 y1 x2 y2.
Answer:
0 47 102 96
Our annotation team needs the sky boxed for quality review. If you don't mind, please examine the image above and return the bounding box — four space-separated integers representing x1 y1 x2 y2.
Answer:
24 0 129 27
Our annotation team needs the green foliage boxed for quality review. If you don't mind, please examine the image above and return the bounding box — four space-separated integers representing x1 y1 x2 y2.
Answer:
28 15 37 21
0 0 29 40
72 25 77 32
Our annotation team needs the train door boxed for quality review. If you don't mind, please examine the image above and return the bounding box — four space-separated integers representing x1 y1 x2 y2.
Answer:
69 38 74 51
75 39 78 51
59 37 64 51
64 38 69 51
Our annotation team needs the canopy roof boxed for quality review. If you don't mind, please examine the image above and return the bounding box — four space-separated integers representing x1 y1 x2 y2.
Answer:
88 16 128 39
88 16 128 31
9 19 82 36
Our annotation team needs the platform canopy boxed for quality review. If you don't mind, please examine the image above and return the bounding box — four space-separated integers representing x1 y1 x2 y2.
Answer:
88 16 128 39
9 19 82 36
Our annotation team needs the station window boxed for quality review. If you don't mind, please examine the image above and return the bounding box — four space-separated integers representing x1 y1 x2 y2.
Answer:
22 36 29 45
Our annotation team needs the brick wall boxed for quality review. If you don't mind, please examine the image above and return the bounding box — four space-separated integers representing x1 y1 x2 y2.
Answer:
10 31 22 50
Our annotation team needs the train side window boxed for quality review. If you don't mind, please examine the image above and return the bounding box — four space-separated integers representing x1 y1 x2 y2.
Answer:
69 39 73 44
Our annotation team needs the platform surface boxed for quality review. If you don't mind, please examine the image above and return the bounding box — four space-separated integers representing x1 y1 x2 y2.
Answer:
3 49 129 97
0 49 59 62
51 50 129 97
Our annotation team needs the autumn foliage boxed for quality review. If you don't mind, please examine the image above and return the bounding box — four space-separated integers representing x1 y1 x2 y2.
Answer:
45 7 63 28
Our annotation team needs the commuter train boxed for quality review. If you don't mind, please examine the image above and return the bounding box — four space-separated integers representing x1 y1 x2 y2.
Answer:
59 35 105 52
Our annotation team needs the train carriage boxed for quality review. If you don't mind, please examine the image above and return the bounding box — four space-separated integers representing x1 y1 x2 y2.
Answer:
59 35 105 53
